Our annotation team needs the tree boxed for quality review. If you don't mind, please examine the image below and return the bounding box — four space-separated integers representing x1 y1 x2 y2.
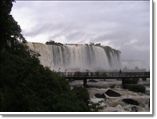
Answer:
0 0 26 52
0 0 90 112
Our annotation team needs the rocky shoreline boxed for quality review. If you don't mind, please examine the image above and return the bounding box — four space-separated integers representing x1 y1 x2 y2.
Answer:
69 79 150 112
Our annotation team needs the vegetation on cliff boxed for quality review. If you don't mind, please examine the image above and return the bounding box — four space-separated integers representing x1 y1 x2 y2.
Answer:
0 0 90 112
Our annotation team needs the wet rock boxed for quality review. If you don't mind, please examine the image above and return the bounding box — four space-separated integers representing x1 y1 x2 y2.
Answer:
122 98 139 105
131 106 138 112
95 93 106 99
89 79 98 82
105 89 121 97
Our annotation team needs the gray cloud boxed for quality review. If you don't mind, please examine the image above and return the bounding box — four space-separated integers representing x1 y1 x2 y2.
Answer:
11 1 150 69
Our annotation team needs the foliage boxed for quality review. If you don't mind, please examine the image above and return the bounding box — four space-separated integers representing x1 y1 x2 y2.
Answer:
122 78 146 93
0 0 26 51
122 78 145 93
123 84 146 93
0 0 90 112
122 78 139 85
45 40 63 46
88 101 104 112
72 87 89 105
0 44 90 112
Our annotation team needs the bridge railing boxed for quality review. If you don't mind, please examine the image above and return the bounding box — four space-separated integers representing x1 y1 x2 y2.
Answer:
57 72 150 78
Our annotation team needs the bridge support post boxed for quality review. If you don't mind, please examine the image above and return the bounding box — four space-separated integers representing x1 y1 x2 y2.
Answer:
83 79 87 87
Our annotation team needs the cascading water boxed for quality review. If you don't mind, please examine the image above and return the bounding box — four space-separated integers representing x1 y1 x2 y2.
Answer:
27 42 121 72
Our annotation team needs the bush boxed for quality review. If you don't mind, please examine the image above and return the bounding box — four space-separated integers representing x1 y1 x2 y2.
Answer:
0 50 90 112
122 78 139 85
88 101 104 112
72 87 90 105
123 84 146 93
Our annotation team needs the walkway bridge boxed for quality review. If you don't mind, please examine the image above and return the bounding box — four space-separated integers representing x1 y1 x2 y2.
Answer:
58 72 150 87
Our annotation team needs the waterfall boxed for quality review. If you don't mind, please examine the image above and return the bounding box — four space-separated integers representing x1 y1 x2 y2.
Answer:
27 42 121 72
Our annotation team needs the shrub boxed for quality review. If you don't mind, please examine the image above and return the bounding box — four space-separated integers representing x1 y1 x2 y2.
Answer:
123 84 146 93
0 51 90 112
88 101 104 112
72 87 90 105
122 78 139 85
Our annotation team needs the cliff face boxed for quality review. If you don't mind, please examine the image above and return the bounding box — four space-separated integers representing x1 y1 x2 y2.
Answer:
27 42 121 72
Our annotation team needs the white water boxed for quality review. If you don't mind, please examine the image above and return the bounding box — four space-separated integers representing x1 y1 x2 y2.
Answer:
70 79 150 112
27 42 121 72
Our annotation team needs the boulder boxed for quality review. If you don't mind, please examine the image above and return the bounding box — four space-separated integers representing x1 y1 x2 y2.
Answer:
131 106 138 112
105 89 121 97
122 98 139 105
95 93 106 99
89 79 98 82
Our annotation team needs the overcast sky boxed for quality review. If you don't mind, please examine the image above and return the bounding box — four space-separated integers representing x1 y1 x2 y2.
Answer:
11 1 150 69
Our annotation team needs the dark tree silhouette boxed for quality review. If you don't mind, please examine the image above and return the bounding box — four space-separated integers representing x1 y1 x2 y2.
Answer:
0 0 26 51
0 0 90 112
